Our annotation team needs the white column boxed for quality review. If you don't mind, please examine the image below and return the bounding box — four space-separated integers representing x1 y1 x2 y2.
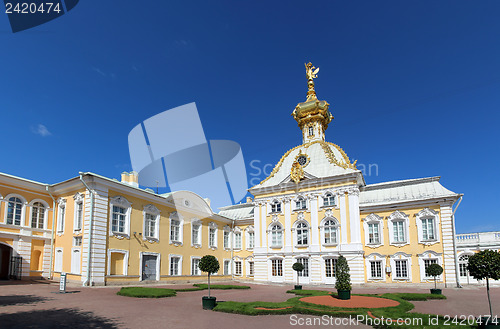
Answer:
310 194 319 252
261 204 267 248
440 204 457 287
284 198 292 252
17 237 32 277
254 203 261 248
348 190 361 244
42 241 52 278
339 193 348 244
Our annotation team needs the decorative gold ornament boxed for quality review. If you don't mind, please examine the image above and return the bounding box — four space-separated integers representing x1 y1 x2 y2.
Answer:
305 62 319 101
294 150 310 167
290 161 304 183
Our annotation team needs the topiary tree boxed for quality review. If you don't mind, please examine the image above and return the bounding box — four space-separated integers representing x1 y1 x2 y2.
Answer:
335 255 351 291
467 250 500 318
292 262 304 288
425 263 443 290
199 255 220 298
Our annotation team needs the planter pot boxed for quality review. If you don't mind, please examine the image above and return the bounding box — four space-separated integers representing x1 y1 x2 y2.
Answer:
430 289 442 295
337 289 351 300
477 317 500 329
202 296 217 310
294 285 302 290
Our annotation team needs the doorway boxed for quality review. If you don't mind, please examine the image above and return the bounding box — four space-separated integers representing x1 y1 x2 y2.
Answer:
142 254 158 281
0 244 12 280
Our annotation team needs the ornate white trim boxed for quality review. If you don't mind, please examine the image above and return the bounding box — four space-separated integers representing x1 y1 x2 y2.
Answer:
387 210 410 247
415 208 440 246
109 195 132 239
362 213 384 248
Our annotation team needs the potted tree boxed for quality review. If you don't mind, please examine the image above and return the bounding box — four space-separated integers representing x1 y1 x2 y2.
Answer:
335 255 351 300
425 263 443 294
467 250 500 328
198 255 220 310
292 262 304 290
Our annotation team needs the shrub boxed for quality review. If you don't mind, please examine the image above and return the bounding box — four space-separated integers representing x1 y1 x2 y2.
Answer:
467 250 500 318
292 262 304 286
425 263 443 290
335 256 351 291
198 255 220 298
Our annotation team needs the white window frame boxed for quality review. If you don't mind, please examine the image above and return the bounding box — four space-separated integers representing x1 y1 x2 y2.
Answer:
268 222 283 248
73 193 84 233
54 248 63 273
208 222 218 249
269 199 282 213
143 204 160 242
109 196 132 239
293 220 310 247
4 194 27 227
73 236 83 246
365 253 386 281
71 247 81 274
269 258 284 280
390 252 412 281
296 257 309 277
320 216 339 246
56 198 67 235
294 196 307 211
191 219 202 247
233 228 242 250
362 213 384 248
417 251 443 281
322 192 336 207
139 251 161 281
223 226 231 250
107 249 129 276
323 257 338 281
246 226 255 250
387 211 410 247
168 254 182 276
223 259 231 275
416 208 440 245
168 211 183 245
29 199 49 230
191 256 201 276
234 259 242 276
246 258 254 277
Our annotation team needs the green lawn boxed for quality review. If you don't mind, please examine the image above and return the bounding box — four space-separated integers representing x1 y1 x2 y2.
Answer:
117 284 251 297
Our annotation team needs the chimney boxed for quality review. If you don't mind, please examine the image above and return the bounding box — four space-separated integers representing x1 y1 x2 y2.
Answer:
246 196 253 203
121 171 139 188
121 172 129 184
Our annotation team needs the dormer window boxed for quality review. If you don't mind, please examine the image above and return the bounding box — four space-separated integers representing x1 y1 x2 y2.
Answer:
271 200 281 213
323 193 336 207
308 126 314 136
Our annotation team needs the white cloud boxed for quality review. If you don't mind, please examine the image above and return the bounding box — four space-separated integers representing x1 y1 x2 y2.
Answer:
31 124 52 137
92 66 107 77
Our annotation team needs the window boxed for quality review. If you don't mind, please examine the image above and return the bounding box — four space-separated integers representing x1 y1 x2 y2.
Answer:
297 258 309 277
109 252 125 275
394 260 408 279
368 223 380 244
191 258 201 275
74 201 83 231
325 258 337 278
54 249 63 272
192 223 201 245
308 126 314 136
235 261 242 276
422 218 435 241
323 193 335 207
423 259 438 277
271 224 283 247
295 197 306 210
248 261 254 276
7 197 23 226
247 231 255 249
208 224 217 248
31 202 45 229
170 219 180 242
223 260 230 275
393 221 405 242
170 257 180 275
223 230 230 249
73 236 82 246
71 248 81 274
271 200 281 213
57 201 66 233
234 232 242 249
324 220 337 244
296 222 308 246
459 254 470 277
145 213 157 239
271 259 283 277
370 261 382 279
111 205 126 233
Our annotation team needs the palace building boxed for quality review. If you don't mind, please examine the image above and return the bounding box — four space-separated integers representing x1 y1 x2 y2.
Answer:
1 63 498 286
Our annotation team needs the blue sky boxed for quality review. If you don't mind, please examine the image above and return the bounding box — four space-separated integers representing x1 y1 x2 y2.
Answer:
1 1 499 233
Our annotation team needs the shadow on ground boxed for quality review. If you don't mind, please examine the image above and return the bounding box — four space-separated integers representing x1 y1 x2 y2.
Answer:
0 295 49 306
0 308 119 329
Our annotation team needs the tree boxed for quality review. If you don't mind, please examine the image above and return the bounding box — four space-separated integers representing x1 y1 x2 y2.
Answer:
335 256 351 291
198 255 220 298
425 263 443 290
467 250 500 318
292 262 304 287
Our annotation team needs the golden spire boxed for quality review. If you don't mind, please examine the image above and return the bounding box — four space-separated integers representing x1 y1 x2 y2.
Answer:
305 62 319 101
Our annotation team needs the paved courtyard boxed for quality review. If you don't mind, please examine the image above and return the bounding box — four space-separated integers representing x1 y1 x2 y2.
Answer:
0 280 499 329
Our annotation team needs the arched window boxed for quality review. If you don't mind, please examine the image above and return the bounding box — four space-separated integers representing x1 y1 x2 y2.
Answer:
323 219 337 244
7 197 24 226
271 200 281 213
31 202 45 229
323 193 335 207
295 197 306 210
296 222 309 246
459 254 470 277
270 224 283 247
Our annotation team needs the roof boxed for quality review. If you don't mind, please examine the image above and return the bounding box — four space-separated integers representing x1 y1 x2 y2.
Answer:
218 202 254 220
360 176 460 207
250 141 359 190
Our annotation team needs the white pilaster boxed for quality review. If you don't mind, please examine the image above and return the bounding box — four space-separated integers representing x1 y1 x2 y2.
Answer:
440 204 457 287
348 190 361 244
310 194 320 252
339 193 348 244
42 241 52 278
284 198 292 252
17 237 31 277
261 204 267 248
254 203 261 248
